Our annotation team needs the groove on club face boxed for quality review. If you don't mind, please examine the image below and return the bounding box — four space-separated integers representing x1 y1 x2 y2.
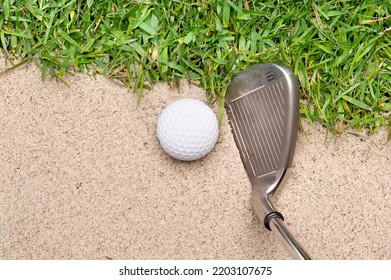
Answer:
226 63 299 200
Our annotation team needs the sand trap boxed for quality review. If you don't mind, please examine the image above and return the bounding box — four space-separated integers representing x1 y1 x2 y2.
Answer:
1 58 390 259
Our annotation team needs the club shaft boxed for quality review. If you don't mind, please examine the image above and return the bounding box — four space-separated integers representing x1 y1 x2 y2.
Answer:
269 217 311 260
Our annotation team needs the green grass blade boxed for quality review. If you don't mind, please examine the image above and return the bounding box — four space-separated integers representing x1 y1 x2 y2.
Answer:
2 29 33 39
334 82 363 104
87 0 94 9
342 96 372 111
3 0 10 21
59 30 81 51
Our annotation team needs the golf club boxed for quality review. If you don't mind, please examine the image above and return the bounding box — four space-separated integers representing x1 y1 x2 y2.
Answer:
226 63 311 260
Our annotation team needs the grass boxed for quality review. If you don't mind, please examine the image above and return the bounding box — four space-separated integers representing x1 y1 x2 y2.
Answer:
0 0 390 135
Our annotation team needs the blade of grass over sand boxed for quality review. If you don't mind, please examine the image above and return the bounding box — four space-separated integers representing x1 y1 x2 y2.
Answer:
0 0 390 132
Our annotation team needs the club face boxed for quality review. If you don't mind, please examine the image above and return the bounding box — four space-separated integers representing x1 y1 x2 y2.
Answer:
226 63 299 202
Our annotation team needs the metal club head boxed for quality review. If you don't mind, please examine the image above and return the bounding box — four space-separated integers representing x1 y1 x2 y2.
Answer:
226 63 299 224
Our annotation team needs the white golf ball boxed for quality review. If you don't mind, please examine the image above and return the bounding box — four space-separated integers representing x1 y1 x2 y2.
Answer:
157 98 219 161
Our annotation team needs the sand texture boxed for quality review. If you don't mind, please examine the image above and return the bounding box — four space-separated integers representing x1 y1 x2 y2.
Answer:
1 58 390 260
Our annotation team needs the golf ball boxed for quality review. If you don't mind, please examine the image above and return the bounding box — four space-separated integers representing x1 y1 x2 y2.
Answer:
157 98 219 161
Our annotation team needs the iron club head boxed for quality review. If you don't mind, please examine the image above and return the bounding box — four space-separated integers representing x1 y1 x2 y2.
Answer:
226 63 299 228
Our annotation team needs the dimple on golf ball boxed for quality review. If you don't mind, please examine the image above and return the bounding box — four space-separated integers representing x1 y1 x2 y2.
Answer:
157 98 219 161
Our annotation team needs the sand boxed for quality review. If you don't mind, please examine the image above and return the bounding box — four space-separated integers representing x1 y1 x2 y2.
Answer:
0 58 390 260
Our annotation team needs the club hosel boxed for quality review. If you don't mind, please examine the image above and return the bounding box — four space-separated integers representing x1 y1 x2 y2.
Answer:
251 168 291 229
251 188 278 225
